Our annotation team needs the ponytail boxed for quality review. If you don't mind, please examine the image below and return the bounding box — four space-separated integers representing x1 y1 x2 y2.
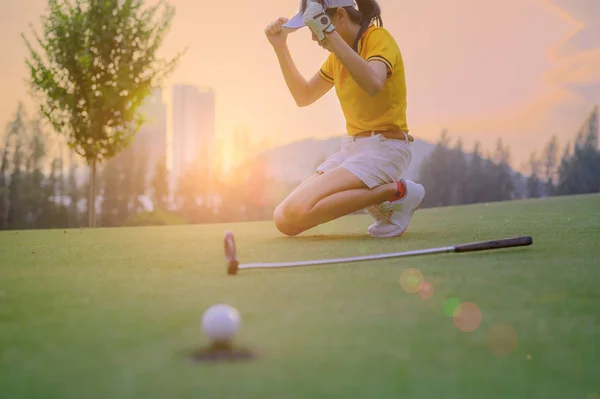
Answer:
355 0 382 28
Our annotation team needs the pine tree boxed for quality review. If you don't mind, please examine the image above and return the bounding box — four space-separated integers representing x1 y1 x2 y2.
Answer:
418 130 453 207
465 142 485 204
526 152 542 198
542 135 559 195
7 119 27 229
448 138 468 205
24 117 47 226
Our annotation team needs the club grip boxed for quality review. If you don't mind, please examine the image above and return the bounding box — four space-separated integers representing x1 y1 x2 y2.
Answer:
455 236 532 253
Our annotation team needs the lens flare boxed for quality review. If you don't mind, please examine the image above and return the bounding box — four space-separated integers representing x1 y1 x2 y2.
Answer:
487 323 519 356
399 268 424 294
453 302 482 332
443 297 461 317
418 281 435 299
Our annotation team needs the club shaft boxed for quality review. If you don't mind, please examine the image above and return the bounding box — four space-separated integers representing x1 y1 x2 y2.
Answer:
238 246 456 270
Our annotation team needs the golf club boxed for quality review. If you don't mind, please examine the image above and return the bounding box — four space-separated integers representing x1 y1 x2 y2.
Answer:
224 231 533 275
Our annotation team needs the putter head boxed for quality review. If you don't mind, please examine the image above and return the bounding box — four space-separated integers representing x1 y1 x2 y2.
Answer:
224 231 239 275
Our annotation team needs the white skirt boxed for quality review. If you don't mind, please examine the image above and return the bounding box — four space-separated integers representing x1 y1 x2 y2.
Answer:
316 133 413 189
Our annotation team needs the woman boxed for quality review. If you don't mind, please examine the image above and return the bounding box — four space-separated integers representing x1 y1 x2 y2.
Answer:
265 0 425 238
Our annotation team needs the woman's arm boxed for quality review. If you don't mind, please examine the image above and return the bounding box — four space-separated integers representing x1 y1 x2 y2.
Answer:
274 44 333 107
324 31 387 97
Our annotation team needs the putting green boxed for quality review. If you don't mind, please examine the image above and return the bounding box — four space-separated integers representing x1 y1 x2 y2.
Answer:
0 194 599 398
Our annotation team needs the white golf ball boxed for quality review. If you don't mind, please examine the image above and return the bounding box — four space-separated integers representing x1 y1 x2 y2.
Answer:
201 304 241 341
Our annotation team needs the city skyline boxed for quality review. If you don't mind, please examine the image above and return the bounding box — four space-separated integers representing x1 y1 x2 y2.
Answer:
134 88 168 182
170 84 216 191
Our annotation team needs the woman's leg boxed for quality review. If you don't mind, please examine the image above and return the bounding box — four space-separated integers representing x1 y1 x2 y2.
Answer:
273 166 399 236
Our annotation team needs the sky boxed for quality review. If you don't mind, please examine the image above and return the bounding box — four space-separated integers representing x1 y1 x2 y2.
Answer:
1 0 599 170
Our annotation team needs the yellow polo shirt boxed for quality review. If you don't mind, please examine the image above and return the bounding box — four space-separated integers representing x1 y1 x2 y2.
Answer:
318 25 409 135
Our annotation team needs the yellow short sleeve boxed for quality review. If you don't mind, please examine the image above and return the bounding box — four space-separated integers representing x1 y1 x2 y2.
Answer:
318 54 335 84
362 28 400 78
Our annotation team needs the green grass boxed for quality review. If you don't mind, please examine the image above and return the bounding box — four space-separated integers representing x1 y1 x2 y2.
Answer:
1 194 599 399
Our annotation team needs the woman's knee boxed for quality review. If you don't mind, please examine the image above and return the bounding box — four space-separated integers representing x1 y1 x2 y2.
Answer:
273 204 304 236
276 200 312 223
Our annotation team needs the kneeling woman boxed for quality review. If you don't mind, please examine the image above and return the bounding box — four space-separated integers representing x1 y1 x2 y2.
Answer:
264 0 425 238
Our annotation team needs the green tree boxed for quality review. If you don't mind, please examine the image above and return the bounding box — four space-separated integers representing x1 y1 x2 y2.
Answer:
37 158 68 229
542 135 559 195
23 0 184 227
8 132 26 229
1 104 28 229
23 117 48 226
67 156 82 227
418 129 453 207
117 147 135 220
100 155 121 227
526 152 542 198
465 141 485 204
492 138 514 201
556 137 600 195
447 138 468 206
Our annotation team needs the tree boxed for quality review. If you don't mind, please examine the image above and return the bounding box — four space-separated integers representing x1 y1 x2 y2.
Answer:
465 141 485 204
23 117 48 226
493 138 514 201
542 135 559 194
526 152 542 198
117 147 135 220
0 104 26 229
8 130 26 229
66 154 82 227
418 129 453 207
447 138 468 205
22 0 184 227
556 134 600 196
100 155 121 227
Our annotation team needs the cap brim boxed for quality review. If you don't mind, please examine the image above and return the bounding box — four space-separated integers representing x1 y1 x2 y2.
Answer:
282 12 305 31
283 0 356 31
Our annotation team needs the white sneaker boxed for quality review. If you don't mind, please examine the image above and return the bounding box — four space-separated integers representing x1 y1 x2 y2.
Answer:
368 180 425 238
365 202 392 232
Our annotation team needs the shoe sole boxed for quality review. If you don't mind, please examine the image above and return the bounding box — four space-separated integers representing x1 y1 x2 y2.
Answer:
370 194 425 238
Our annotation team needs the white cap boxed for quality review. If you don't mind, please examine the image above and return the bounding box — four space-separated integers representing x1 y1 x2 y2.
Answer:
283 0 356 31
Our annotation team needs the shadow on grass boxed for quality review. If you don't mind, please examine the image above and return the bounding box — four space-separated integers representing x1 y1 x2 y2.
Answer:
271 229 448 243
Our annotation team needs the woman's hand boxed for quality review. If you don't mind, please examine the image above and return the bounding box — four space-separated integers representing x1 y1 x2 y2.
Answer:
265 17 290 49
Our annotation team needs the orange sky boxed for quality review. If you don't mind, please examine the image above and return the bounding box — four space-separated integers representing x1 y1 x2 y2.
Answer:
1 0 599 170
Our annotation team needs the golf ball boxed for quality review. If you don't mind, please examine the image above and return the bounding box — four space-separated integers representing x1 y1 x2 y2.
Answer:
201 304 241 341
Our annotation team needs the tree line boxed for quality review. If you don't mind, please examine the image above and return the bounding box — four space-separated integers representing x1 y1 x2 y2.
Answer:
2 102 598 230
417 111 600 208
0 103 294 230
0 104 83 229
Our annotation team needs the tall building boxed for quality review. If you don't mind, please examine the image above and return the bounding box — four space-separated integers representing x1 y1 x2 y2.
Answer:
133 88 167 181
171 85 215 190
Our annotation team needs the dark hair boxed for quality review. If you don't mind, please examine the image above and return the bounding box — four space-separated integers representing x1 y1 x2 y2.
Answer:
302 0 382 51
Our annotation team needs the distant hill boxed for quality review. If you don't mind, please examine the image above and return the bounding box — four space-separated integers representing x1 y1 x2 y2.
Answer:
256 135 436 184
